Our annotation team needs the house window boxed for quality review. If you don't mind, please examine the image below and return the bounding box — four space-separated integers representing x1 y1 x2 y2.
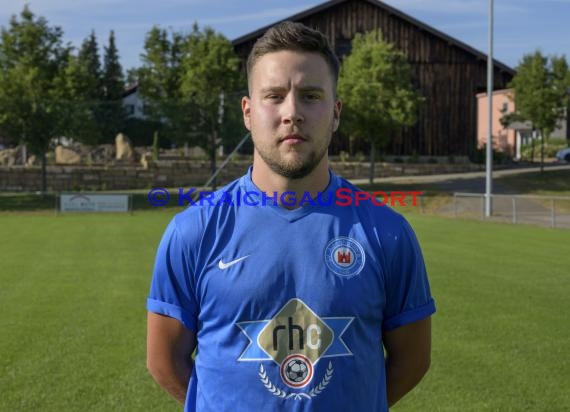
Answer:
126 104 135 115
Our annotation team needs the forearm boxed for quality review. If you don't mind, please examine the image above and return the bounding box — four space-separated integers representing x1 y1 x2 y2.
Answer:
149 357 193 405
385 358 428 408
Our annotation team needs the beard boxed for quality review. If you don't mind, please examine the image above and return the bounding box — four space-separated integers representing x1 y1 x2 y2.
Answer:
254 138 329 179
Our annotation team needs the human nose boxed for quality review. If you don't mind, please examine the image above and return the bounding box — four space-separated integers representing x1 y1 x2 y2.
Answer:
281 95 304 125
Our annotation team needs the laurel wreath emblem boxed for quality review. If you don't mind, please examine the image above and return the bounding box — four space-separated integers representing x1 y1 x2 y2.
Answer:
258 361 334 400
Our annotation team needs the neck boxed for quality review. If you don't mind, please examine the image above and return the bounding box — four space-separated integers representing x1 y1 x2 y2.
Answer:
251 156 331 209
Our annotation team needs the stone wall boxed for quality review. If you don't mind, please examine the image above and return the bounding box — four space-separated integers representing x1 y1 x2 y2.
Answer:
0 160 485 192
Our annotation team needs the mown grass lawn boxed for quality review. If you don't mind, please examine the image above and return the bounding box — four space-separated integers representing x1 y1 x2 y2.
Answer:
0 211 568 411
497 169 570 197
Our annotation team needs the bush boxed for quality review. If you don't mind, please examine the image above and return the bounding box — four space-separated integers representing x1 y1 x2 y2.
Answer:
407 152 419 163
122 118 172 147
520 140 567 160
469 146 512 165
543 141 567 157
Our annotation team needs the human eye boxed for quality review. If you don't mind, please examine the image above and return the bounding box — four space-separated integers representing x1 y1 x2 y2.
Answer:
304 92 322 101
265 93 283 102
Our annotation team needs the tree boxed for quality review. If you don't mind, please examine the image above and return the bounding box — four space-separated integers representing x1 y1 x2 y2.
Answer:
136 24 244 186
338 30 423 184
51 53 101 146
78 31 103 98
100 30 127 143
136 26 185 143
507 51 570 172
75 31 105 144
0 6 71 192
180 24 243 185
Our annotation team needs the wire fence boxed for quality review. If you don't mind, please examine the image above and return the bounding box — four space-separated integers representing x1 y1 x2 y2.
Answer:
451 193 570 229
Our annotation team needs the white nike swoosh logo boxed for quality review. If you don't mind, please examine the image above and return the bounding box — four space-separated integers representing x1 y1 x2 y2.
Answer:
218 255 250 270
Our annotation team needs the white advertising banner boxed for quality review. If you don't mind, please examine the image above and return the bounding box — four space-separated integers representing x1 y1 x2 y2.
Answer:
60 194 130 213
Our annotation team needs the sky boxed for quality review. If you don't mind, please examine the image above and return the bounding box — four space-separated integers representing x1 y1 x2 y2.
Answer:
1 0 569 73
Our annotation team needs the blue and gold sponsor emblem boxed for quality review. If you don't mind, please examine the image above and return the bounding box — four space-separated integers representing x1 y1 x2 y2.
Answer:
236 299 353 398
324 237 365 278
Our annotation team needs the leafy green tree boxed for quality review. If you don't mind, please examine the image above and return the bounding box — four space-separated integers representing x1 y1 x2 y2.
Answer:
100 30 127 143
136 26 185 142
338 30 423 183
52 53 101 145
0 6 71 192
508 51 570 171
125 67 139 86
180 24 243 184
136 24 244 186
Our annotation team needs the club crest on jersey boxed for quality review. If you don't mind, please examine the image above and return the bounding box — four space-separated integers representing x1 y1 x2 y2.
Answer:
236 299 353 399
324 237 365 278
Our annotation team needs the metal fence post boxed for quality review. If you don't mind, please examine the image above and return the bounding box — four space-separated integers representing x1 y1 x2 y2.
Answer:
512 196 517 224
550 199 556 227
481 195 485 220
453 194 457 218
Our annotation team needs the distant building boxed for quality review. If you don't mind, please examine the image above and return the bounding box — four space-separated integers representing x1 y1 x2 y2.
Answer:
477 89 569 159
122 83 147 120
232 0 516 157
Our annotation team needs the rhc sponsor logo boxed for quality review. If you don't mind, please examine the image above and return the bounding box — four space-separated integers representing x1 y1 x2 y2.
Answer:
237 299 353 399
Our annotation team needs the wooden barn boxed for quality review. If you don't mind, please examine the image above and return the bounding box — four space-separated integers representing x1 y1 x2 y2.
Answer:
232 0 516 158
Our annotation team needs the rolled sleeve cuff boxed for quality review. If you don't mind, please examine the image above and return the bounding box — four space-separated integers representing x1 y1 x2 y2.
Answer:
146 298 197 332
382 299 436 332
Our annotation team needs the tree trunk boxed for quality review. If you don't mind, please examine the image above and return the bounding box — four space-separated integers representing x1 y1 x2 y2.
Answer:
210 130 217 190
540 129 544 174
152 130 159 161
41 151 47 194
369 140 376 185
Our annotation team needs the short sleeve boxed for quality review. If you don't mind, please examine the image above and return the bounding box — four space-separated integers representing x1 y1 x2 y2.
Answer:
382 219 436 331
146 218 199 332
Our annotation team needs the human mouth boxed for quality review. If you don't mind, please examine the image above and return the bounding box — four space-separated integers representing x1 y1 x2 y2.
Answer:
280 134 306 144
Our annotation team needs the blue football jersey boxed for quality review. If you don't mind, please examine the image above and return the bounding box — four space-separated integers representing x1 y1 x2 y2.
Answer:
147 169 436 412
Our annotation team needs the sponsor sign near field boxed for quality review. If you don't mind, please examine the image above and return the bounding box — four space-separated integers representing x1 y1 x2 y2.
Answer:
59 193 130 213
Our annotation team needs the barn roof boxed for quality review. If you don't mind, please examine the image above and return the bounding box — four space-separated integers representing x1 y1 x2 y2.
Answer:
232 0 515 75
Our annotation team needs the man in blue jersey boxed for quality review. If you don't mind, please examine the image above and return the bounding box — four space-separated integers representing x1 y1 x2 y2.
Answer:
147 21 435 411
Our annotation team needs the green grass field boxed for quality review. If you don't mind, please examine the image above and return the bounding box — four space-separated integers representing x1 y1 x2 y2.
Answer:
1 211 569 411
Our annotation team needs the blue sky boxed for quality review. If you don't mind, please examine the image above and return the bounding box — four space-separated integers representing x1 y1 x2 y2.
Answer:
1 0 569 72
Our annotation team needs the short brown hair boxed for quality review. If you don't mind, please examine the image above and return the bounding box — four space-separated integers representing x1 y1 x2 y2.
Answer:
246 21 340 91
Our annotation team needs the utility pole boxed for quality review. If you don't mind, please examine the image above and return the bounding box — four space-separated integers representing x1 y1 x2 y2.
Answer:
485 0 494 217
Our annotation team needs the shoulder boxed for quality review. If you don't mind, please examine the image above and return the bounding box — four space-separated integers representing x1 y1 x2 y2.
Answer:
169 176 245 243
335 175 408 227
334 175 420 251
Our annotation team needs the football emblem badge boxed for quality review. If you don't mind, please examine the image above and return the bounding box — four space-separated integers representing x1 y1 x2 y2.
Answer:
324 237 365 278
281 354 313 388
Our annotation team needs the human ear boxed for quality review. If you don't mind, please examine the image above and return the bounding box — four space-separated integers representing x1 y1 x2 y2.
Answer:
333 99 342 132
242 96 252 131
